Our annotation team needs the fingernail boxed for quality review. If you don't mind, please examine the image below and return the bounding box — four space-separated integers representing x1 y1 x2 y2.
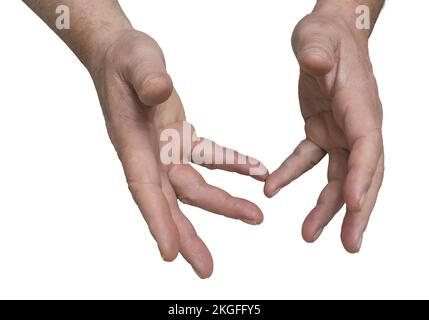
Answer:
160 248 170 262
313 228 324 241
356 235 363 252
241 218 258 225
271 188 281 197
193 267 206 279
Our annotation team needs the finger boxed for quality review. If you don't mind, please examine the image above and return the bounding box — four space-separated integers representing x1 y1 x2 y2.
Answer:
173 209 214 279
127 180 180 262
123 36 173 106
302 151 348 242
169 165 263 225
292 16 336 76
191 137 268 181
343 130 383 211
341 154 384 253
117 128 180 261
264 139 326 197
160 173 213 279
333 74 383 212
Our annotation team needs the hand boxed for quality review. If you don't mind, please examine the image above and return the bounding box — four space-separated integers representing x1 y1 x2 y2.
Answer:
91 30 268 278
265 3 384 253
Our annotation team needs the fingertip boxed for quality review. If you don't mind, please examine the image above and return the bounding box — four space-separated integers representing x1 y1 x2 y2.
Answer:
139 73 173 106
303 227 324 244
158 230 180 262
205 259 214 279
189 244 214 279
159 245 179 262
302 227 315 243
301 208 325 243
240 202 264 225
342 241 362 254
256 211 264 225
341 221 363 254
263 179 280 198
193 264 213 279
251 212 264 225
298 47 334 76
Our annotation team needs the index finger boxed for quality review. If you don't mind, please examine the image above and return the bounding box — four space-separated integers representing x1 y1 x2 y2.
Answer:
191 137 268 181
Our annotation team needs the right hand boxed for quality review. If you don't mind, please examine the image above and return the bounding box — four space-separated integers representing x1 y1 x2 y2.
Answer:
90 30 268 278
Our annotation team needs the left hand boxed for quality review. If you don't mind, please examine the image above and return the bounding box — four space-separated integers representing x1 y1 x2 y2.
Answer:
92 30 268 278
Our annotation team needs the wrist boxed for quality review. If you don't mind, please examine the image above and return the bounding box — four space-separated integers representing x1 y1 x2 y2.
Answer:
313 0 383 40
83 20 133 76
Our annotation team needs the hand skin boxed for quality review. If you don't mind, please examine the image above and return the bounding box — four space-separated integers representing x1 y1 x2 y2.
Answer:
23 0 268 278
265 0 385 253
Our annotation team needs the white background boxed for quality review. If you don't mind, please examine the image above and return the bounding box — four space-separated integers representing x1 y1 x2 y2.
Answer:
0 0 427 299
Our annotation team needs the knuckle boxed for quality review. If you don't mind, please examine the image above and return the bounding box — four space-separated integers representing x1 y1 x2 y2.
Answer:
176 182 204 205
127 180 141 195
177 192 194 205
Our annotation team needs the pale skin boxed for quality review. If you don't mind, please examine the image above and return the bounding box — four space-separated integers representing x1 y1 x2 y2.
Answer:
23 0 268 278
23 0 384 277
265 0 385 253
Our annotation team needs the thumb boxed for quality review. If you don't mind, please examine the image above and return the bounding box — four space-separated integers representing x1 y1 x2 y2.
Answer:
292 18 336 76
125 40 173 106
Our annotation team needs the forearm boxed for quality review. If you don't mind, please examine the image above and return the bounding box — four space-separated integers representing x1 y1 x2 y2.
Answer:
314 0 384 37
22 0 132 73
